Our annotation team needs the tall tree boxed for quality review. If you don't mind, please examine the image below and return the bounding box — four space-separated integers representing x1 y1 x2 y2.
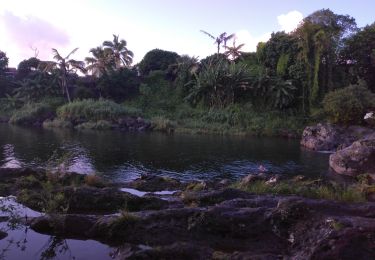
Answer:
40 48 86 102
103 34 134 68
294 9 357 108
341 23 375 92
200 30 235 54
0 51 9 75
85 47 114 77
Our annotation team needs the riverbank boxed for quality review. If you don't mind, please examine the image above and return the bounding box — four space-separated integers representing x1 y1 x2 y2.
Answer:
0 168 374 259
0 99 306 138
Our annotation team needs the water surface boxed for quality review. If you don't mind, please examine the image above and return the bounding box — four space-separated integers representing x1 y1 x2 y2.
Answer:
0 124 330 182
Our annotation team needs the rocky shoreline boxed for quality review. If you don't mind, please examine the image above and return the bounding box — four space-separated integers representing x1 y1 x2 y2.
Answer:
0 168 374 259
301 123 375 181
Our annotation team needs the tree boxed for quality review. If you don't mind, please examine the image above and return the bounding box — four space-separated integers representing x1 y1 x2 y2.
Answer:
40 48 86 102
85 47 114 77
103 34 134 68
138 49 179 76
224 39 245 60
186 56 251 108
200 30 235 54
294 9 357 109
98 67 140 101
0 51 9 75
16 57 41 80
341 23 375 92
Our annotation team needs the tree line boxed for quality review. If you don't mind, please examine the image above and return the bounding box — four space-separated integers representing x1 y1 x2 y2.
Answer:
0 9 374 121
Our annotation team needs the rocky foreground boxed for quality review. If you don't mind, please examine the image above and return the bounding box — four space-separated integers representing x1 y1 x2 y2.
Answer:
0 168 374 259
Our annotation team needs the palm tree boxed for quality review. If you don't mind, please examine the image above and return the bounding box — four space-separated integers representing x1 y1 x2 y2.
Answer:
40 48 86 102
103 34 134 68
200 30 235 54
85 47 114 77
224 39 245 60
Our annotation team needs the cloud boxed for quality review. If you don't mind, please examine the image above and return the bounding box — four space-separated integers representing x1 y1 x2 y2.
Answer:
277 10 303 33
234 30 271 52
0 11 69 62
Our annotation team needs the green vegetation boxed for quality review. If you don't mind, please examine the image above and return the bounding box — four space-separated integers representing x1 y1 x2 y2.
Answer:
56 99 141 122
9 102 53 125
323 85 375 125
233 178 371 203
0 9 374 134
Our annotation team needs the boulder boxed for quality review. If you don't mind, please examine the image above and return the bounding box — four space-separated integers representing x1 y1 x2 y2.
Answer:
301 123 347 151
329 137 375 179
365 111 375 127
301 123 374 151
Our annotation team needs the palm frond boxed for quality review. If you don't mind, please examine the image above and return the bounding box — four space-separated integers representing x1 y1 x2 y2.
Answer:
65 48 79 60
51 48 63 61
200 30 215 40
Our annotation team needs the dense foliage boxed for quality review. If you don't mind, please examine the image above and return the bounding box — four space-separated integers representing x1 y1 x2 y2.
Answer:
1 9 374 133
322 85 375 125
56 99 141 122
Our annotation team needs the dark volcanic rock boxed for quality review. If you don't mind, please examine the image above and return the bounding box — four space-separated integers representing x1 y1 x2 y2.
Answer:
28 194 375 259
0 230 7 240
329 137 375 179
301 123 374 151
61 186 169 214
125 174 184 192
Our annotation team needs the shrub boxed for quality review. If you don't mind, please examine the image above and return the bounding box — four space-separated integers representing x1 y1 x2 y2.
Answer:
84 174 105 187
9 102 53 125
76 120 113 130
151 116 176 133
43 119 73 129
323 85 375 125
56 99 142 122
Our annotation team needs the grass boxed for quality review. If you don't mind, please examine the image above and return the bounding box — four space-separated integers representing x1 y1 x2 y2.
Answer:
57 99 142 123
232 179 369 203
9 102 53 125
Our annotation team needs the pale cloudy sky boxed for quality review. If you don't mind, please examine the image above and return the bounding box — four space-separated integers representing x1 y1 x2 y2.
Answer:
0 0 374 67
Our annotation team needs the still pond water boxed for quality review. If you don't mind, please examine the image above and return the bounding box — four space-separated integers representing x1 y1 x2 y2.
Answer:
0 124 330 182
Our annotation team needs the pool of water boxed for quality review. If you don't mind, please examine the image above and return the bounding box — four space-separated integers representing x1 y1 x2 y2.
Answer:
0 124 330 182
0 196 113 260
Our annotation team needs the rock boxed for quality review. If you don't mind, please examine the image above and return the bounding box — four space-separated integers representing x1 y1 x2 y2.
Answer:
61 186 169 214
125 174 184 192
28 195 375 259
301 123 348 151
0 230 7 240
329 137 375 179
117 116 152 132
364 111 375 127
300 123 374 151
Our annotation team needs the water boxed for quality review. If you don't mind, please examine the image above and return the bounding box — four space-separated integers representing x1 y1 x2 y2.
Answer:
0 196 113 260
0 124 330 182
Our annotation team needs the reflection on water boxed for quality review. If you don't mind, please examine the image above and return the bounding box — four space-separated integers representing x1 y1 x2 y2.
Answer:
0 124 330 182
0 197 113 260
1 144 22 169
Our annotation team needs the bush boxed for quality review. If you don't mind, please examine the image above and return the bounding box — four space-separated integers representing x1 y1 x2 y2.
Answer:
323 85 375 125
151 116 176 133
9 102 53 125
138 49 179 76
76 120 113 130
56 99 142 122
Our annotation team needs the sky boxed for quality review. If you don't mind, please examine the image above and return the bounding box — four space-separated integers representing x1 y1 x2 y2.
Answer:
0 0 374 67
